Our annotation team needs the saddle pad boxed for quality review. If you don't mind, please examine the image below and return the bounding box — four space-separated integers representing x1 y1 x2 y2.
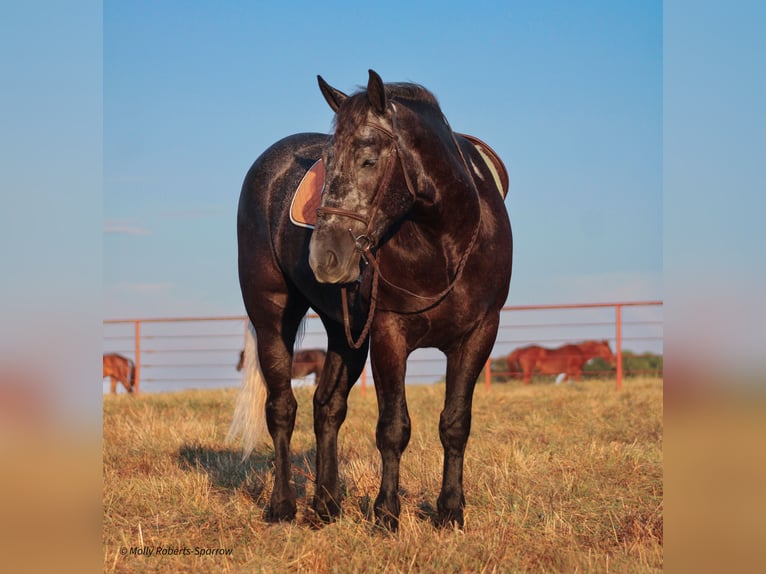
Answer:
289 136 508 229
289 159 325 228
458 133 509 199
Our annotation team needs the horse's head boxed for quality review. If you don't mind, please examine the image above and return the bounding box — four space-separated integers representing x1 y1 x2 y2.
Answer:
309 70 419 284
594 340 615 365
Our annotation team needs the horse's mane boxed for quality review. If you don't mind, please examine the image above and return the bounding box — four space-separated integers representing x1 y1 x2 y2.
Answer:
333 82 441 131
381 83 440 107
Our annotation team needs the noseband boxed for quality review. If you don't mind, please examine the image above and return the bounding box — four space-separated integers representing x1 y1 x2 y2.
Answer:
315 108 482 349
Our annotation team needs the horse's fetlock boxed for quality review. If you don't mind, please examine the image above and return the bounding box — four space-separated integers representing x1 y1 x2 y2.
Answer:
373 494 401 532
312 493 342 522
266 500 297 523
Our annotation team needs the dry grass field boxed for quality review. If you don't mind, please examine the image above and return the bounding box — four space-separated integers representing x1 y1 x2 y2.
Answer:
103 377 662 573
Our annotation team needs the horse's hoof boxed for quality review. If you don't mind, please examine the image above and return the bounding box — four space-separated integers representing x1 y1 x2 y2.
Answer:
265 501 297 523
311 495 341 523
374 514 399 532
373 507 400 532
435 508 464 529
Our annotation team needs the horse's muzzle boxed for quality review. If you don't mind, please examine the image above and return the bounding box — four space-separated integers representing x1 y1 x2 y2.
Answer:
308 235 362 284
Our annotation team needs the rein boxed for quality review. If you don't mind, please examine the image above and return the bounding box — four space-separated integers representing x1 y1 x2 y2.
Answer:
317 108 482 349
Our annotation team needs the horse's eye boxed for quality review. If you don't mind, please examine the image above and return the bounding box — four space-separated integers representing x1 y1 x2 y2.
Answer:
361 158 377 168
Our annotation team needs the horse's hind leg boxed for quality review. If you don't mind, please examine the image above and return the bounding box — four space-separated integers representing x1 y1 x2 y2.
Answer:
311 322 369 522
521 361 533 385
438 316 500 528
251 303 308 522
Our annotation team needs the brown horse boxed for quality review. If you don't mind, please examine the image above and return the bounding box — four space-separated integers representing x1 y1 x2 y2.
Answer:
228 70 512 530
237 348 326 381
506 340 614 384
103 353 135 394
291 349 327 380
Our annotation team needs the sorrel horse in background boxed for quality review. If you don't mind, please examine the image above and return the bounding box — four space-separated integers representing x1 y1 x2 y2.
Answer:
103 353 135 394
228 70 512 530
237 347 326 381
506 340 614 384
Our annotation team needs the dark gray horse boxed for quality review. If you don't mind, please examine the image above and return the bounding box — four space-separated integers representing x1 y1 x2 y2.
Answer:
229 70 512 530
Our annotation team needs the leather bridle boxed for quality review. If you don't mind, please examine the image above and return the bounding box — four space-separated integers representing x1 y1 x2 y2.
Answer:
315 107 482 349
315 121 405 255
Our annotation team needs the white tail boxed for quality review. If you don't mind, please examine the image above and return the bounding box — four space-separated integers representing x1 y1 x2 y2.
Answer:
226 322 268 460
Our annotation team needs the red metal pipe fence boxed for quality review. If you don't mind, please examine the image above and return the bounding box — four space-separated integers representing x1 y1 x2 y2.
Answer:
103 301 662 394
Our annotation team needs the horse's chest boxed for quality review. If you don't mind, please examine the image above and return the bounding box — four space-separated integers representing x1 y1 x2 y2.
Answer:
375 296 480 350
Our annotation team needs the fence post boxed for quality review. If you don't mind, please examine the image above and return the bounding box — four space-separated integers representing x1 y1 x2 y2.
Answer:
484 357 491 392
615 305 622 390
134 320 141 395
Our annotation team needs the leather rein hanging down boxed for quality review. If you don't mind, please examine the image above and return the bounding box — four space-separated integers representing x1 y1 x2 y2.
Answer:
315 107 483 349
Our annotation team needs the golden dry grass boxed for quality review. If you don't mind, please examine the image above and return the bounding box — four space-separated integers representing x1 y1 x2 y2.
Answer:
103 377 662 573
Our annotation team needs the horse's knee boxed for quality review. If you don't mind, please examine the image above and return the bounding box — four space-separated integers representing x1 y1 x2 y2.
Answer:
313 394 348 433
376 411 411 453
265 392 297 432
439 407 470 453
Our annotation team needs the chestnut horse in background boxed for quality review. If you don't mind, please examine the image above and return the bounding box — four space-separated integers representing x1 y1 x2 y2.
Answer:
237 348 326 382
103 353 135 394
506 340 614 384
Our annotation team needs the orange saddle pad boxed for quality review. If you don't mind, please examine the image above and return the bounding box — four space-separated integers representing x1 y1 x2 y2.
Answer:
289 159 325 228
289 136 508 229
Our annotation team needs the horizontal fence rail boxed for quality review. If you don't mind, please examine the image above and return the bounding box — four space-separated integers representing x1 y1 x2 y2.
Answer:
103 301 662 394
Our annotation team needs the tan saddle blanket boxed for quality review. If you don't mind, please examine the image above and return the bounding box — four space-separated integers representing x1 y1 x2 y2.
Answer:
290 134 508 229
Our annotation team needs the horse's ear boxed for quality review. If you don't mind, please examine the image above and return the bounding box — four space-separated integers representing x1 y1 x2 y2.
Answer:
367 69 387 115
317 75 348 113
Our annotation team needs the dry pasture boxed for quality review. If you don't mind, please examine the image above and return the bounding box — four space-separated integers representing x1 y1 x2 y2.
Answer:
103 377 662 573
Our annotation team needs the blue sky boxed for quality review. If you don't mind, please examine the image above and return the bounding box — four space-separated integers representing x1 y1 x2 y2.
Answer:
3 4 765 560
103 0 662 319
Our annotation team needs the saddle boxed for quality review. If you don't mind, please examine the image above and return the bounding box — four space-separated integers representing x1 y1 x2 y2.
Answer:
289 134 508 229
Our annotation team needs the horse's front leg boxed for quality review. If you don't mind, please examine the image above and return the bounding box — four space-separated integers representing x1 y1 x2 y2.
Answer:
312 325 369 522
566 359 578 383
522 360 533 384
370 329 410 531
438 315 500 528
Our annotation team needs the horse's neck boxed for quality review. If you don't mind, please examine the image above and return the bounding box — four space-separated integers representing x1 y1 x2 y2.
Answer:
415 167 482 253
581 345 600 359
375 110 483 286
398 108 482 243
